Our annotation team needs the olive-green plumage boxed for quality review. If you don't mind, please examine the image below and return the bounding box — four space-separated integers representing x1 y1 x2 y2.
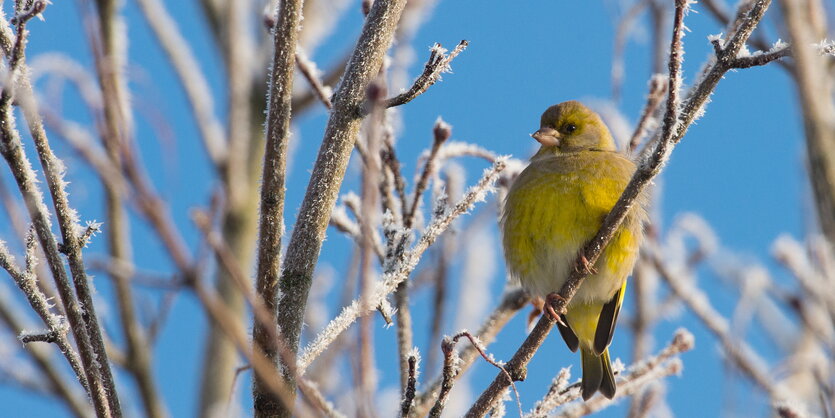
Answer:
501 101 646 400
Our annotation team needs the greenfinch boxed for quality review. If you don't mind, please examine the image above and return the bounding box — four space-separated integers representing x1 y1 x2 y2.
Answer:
501 101 646 400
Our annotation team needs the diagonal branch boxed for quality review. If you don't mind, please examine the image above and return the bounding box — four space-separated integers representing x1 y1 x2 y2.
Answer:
383 40 468 110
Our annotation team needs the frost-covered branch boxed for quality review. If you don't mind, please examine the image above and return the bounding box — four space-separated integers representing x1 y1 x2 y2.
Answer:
525 329 693 417
383 40 468 110
649 243 803 410
0 238 89 397
296 46 334 110
297 158 507 373
412 287 528 415
554 330 693 418
0 6 120 416
274 4 409 413
429 330 522 418
628 74 667 153
252 0 303 413
400 350 420 417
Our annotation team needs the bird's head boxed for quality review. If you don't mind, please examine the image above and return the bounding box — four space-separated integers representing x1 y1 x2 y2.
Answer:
531 101 616 155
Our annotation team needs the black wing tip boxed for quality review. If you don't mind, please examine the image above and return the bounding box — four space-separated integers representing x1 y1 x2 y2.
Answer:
556 315 580 352
594 289 623 355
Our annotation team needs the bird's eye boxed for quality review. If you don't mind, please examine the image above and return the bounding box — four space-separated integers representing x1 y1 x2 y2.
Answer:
564 123 577 134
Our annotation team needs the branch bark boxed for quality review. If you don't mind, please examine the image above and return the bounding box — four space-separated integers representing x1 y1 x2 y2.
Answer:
269 0 408 415
252 0 304 415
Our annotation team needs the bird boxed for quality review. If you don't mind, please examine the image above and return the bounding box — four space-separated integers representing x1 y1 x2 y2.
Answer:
500 100 646 400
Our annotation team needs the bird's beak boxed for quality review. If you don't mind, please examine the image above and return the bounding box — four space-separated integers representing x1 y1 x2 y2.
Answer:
531 127 561 147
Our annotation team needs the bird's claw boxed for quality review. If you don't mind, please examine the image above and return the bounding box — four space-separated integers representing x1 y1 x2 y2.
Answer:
544 293 567 326
575 253 597 275
527 300 543 331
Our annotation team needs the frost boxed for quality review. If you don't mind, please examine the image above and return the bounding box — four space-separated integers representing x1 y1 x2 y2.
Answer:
816 39 835 56
297 158 506 374
771 39 789 52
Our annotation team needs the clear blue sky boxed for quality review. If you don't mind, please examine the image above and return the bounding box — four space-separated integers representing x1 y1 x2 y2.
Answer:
0 0 807 416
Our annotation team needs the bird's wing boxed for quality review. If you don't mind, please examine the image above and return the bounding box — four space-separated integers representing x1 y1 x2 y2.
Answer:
578 154 635 220
556 314 579 352
593 279 626 355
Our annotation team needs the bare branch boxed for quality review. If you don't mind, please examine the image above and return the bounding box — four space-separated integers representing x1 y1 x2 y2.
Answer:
383 40 468 109
0 237 90 398
400 351 419 417
628 74 667 154
296 46 333 109
297 158 507 374
251 0 304 413
413 288 528 415
0 8 120 416
529 367 572 417
429 331 522 418
275 0 409 411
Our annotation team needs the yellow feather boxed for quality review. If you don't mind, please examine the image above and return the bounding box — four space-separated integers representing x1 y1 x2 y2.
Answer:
501 101 647 400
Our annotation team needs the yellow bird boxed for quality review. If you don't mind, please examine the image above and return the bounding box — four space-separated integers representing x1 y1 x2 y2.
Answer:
501 101 646 400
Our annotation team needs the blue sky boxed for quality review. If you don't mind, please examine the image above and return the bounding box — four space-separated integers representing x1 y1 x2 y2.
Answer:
0 0 809 416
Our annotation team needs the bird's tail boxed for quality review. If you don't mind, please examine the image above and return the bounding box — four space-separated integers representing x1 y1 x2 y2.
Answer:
580 347 617 400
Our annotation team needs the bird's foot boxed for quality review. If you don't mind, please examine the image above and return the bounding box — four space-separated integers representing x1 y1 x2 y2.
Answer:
574 253 597 275
544 293 567 326
527 298 544 331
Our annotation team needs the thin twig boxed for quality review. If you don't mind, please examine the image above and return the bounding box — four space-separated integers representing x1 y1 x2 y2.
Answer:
0 237 90 398
296 46 333 109
0 7 118 416
297 158 507 374
554 330 694 418
384 40 468 109
0 294 90 417
431 331 523 418
628 75 668 154
400 351 419 417
412 288 528 415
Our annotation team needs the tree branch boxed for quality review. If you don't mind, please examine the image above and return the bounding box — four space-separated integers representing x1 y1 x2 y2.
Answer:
252 0 304 415
272 0 408 414
0 6 120 416
383 40 468 110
